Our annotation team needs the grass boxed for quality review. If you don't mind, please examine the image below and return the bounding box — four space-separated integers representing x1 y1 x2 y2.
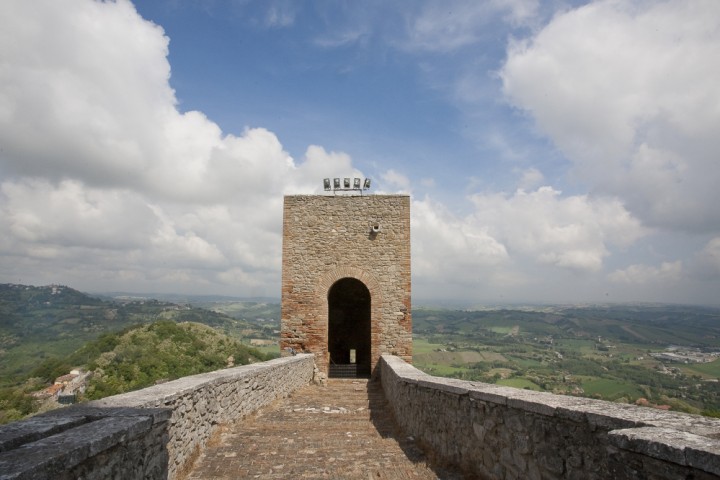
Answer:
505 355 545 369
253 344 280 358
581 377 644 400
496 377 543 391
488 368 514 378
488 326 515 335
413 338 489 368
412 338 446 354
679 358 720 378
0 339 85 380
556 338 598 355
415 363 471 377
475 351 508 362
415 350 483 365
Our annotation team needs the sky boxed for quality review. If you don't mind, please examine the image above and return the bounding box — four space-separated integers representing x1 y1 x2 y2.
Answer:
1 0 719 306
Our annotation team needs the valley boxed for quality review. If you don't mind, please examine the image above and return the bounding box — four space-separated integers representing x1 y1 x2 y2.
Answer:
412 305 720 416
1 283 719 423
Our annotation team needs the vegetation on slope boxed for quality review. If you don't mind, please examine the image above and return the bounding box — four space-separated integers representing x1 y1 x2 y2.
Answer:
0 283 281 424
0 284 272 382
0 320 270 423
82 320 268 399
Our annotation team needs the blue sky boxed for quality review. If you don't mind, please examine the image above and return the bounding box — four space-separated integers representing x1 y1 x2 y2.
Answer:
132 1 564 201
138 2 504 196
1 0 719 305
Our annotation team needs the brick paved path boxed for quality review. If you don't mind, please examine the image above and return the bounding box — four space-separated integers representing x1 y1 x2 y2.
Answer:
186 379 465 479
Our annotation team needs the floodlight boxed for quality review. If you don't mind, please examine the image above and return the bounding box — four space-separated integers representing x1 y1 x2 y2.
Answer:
323 178 331 191
353 178 361 189
344 178 350 188
333 178 341 189
363 178 371 189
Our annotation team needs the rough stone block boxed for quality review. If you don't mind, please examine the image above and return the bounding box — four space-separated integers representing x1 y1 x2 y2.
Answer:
610 426 720 476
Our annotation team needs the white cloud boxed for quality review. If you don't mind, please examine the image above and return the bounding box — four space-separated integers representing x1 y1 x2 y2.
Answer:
608 261 683 285
688 237 720 281
287 145 362 194
380 169 411 193
0 0 174 186
420 178 436 189
0 1 308 204
410 185 649 302
501 0 720 234
314 27 371 49
402 0 539 52
468 186 645 272
515 167 544 190
0 0 356 295
265 2 297 27
411 197 509 288
700 238 720 271
1 179 157 250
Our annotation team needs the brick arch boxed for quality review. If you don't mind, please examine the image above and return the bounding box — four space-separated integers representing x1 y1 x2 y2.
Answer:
317 266 383 302
317 266 384 372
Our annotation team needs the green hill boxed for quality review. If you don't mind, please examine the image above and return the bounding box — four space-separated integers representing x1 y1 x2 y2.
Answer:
1 320 270 423
81 320 268 399
0 283 268 382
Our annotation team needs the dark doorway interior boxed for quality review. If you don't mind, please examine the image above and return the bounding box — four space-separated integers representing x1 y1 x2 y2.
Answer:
328 278 371 378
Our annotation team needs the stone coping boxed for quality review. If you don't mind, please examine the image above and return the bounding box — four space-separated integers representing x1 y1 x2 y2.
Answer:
85 354 314 409
0 407 169 456
0 411 163 480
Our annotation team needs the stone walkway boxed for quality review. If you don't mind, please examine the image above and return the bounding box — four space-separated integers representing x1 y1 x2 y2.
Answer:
186 379 465 479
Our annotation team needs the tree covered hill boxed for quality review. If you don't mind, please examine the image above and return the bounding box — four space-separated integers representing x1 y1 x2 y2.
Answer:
0 283 268 382
1 320 270 424
65 320 267 399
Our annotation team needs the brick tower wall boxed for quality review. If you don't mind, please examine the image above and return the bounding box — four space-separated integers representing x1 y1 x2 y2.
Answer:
280 194 412 376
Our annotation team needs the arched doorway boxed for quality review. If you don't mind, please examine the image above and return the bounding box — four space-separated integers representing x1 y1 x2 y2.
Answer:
327 278 371 378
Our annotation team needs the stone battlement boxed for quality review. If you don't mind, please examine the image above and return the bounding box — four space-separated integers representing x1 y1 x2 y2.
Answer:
380 355 720 479
0 355 315 480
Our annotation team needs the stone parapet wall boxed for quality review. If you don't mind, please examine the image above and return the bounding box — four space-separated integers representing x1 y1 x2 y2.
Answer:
379 355 720 480
0 354 315 480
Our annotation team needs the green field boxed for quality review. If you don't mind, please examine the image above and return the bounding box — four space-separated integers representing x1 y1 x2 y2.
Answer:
415 363 472 377
488 325 516 335
497 378 542 390
680 359 720 378
412 338 446 354
252 344 281 358
580 377 645 400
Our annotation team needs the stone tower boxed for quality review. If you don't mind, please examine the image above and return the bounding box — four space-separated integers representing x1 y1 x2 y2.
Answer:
280 194 412 378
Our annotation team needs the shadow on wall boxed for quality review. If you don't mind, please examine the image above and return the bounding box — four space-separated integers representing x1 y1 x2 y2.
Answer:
365 378 466 479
